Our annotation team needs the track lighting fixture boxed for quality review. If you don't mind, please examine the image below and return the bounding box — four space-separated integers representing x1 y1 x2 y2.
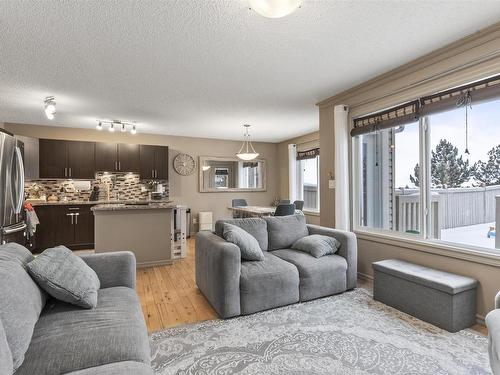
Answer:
95 120 138 135
44 96 56 120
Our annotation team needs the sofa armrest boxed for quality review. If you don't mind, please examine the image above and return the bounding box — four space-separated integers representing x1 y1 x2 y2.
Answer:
195 231 241 318
306 224 358 290
486 309 500 374
79 251 136 290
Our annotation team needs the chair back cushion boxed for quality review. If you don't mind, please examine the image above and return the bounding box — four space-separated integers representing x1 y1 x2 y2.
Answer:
264 214 308 250
215 218 268 250
222 223 265 261
0 318 13 375
27 246 100 309
0 243 47 371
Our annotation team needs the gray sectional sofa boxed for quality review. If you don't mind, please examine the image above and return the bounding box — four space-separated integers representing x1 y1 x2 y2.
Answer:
0 243 152 375
195 215 357 318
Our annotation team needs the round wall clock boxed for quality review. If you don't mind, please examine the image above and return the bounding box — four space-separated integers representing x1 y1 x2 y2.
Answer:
173 153 196 176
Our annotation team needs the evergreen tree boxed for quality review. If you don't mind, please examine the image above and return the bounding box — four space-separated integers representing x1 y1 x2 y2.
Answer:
409 164 420 187
409 139 471 188
473 145 500 186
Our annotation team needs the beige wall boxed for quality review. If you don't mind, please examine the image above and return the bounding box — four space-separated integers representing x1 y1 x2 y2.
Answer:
317 22 500 319
277 131 320 225
5 123 280 232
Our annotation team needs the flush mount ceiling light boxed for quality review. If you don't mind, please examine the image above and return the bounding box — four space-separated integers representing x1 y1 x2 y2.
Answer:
236 124 260 161
249 0 302 18
96 120 138 135
44 96 56 120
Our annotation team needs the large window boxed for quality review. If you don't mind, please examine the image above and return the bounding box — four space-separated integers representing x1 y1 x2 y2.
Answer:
354 76 500 253
296 154 320 212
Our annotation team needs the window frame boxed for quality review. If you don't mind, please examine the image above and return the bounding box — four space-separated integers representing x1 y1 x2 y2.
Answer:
352 112 500 258
297 154 320 214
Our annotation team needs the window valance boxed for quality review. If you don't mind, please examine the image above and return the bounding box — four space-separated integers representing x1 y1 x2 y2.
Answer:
351 73 500 136
297 148 320 160
351 101 420 137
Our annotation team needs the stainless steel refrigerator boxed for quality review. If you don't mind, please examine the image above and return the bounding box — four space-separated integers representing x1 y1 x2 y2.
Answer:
0 128 26 245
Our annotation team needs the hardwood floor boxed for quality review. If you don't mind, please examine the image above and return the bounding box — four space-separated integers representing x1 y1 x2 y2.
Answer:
136 238 217 333
137 239 487 336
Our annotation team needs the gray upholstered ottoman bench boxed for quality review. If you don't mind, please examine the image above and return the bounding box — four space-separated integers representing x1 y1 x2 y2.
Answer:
372 259 478 332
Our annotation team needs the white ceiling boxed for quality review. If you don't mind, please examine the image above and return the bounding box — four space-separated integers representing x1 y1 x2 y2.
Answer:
1 1 500 142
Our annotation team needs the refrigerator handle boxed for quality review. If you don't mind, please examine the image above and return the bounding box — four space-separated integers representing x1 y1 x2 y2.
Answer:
14 146 25 214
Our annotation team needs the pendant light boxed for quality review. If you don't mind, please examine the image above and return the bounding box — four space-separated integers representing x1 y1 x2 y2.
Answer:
236 124 259 161
249 0 302 18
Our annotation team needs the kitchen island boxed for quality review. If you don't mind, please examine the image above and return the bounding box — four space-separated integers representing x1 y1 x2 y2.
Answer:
92 202 187 267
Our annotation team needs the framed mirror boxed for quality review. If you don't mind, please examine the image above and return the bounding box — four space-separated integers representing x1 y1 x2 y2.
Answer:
199 156 267 192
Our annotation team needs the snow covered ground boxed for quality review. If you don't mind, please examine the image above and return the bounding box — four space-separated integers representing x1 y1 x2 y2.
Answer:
441 222 497 250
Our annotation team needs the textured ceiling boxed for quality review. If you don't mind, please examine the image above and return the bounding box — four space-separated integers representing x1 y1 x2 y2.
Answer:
1 1 500 142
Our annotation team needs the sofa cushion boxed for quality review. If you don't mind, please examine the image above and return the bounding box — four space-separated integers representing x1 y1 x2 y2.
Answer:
15 287 150 375
66 361 153 375
0 318 13 375
27 246 100 308
240 252 299 315
271 249 347 301
0 243 47 371
223 223 264 261
215 217 268 250
291 234 340 258
264 214 308 250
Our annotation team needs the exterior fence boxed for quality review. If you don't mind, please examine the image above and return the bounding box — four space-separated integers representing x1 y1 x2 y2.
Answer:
395 185 500 235
303 184 318 210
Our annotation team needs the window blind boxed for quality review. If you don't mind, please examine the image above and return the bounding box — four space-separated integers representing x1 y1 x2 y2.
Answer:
420 74 500 116
296 148 320 160
350 101 420 137
351 73 500 137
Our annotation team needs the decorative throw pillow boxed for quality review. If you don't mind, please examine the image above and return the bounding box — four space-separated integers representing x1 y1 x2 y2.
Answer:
292 234 341 258
264 214 309 250
27 246 100 309
223 223 265 261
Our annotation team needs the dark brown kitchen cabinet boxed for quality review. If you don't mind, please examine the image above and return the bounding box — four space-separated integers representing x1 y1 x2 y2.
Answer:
118 144 140 172
95 143 140 172
32 204 95 252
31 205 54 251
139 145 168 180
95 142 117 172
39 139 95 179
39 139 67 179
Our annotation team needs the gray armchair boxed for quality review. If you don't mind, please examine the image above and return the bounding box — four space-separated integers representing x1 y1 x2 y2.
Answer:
487 292 500 375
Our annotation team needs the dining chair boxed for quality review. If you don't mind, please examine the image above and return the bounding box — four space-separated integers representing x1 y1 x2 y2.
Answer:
279 199 291 204
232 198 248 218
293 200 304 211
274 203 296 216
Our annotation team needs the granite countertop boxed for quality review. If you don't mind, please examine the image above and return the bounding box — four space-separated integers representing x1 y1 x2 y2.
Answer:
91 202 187 212
28 199 172 206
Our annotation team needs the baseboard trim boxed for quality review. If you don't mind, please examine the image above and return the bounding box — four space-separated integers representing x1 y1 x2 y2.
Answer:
476 314 485 326
137 260 173 268
357 272 373 281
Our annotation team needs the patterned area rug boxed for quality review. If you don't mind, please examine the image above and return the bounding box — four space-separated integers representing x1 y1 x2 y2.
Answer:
150 289 490 374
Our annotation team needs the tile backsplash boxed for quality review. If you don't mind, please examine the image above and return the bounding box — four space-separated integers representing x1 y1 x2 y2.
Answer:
25 172 169 202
